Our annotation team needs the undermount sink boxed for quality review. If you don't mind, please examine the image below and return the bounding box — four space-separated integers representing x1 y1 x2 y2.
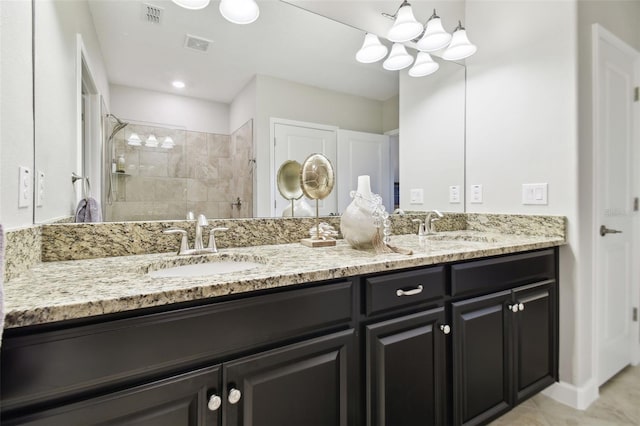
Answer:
425 233 500 243
146 255 264 278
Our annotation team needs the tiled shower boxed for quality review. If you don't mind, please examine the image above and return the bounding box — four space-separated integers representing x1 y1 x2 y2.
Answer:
106 120 253 221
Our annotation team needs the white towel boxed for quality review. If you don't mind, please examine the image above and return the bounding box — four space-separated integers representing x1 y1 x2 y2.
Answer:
75 197 102 223
1 224 5 347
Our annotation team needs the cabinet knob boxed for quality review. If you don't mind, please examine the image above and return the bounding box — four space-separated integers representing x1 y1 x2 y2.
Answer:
508 304 519 313
440 324 451 334
518 303 525 311
208 394 222 411
228 388 242 404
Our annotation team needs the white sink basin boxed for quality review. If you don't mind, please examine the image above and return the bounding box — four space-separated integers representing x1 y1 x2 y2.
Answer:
425 233 500 243
148 261 263 278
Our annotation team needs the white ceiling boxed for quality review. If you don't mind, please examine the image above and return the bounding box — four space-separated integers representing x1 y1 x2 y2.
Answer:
88 0 418 104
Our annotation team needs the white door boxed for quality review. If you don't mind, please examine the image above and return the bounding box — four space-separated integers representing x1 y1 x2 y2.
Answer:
336 130 391 213
594 25 639 385
273 122 337 216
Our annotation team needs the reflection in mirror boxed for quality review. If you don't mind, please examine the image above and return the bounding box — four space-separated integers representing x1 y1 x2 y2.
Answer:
276 160 305 217
105 119 253 221
32 0 465 223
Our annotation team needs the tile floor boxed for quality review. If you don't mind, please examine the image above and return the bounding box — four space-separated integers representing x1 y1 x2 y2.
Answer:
490 364 640 425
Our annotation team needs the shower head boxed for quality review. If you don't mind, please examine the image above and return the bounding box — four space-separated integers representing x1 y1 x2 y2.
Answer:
108 113 128 127
107 114 129 142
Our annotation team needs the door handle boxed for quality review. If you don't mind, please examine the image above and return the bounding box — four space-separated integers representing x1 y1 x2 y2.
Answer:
600 225 622 237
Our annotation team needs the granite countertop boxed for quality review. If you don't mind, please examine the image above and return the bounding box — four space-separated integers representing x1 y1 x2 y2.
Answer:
3 231 565 329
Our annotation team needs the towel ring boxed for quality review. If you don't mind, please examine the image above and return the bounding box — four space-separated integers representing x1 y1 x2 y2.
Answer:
71 173 92 199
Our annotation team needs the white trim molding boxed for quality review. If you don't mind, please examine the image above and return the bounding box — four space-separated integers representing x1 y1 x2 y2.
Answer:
542 380 599 411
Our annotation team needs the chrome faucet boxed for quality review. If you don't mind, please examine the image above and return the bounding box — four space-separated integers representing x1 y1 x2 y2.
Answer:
425 210 444 234
412 219 427 236
194 214 209 251
208 227 229 253
163 214 229 255
163 228 190 255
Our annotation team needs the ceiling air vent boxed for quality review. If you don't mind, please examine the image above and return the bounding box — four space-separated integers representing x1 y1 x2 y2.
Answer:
184 34 212 52
142 3 163 24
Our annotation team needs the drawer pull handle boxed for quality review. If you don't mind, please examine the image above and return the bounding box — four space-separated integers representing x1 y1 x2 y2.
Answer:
508 304 519 313
228 388 242 404
518 303 525 311
440 324 451 334
208 394 222 411
396 285 423 297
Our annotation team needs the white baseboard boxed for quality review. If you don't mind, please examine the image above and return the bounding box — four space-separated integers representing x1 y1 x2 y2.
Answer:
542 380 599 410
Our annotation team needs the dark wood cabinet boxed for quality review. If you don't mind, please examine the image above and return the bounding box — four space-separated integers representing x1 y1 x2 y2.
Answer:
452 291 513 426
513 280 558 403
365 308 446 426
3 366 221 426
224 329 355 426
451 279 557 426
0 248 559 426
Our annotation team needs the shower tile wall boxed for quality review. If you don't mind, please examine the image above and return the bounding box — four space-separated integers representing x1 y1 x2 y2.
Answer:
107 120 253 221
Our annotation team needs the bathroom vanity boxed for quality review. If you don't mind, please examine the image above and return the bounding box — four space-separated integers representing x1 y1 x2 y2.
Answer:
0 232 561 426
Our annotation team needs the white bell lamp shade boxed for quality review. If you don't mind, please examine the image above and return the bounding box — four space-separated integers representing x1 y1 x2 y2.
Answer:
442 23 477 61
417 12 451 52
127 133 142 146
145 134 158 148
171 0 210 10
386 2 423 43
219 0 259 25
355 33 388 63
383 43 414 71
408 52 439 77
161 136 175 149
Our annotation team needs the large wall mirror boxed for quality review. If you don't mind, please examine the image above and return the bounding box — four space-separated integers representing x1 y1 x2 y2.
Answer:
33 0 465 224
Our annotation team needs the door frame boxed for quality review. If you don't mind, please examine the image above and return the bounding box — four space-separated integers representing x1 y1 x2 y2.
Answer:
76 34 102 208
269 118 338 216
591 24 640 386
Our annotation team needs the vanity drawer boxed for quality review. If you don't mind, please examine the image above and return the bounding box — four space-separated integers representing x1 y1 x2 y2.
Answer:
365 266 445 316
0 280 353 413
451 249 556 298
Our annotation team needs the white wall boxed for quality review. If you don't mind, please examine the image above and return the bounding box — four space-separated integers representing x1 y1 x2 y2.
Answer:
229 77 257 135
254 74 385 217
465 0 580 391
33 0 109 223
382 95 399 133
0 1 33 230
399 61 466 213
110 85 230 135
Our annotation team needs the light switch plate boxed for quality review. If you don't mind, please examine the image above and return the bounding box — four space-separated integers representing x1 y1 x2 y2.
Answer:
522 183 548 205
470 184 483 203
36 170 45 207
410 188 424 204
449 185 461 203
18 166 32 208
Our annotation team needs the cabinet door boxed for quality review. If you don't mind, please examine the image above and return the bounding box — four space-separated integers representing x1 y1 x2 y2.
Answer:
452 291 512 426
4 366 221 426
513 280 557 402
223 329 355 426
365 308 446 426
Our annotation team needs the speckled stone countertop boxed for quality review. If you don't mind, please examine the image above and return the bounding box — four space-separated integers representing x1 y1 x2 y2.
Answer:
4 231 564 329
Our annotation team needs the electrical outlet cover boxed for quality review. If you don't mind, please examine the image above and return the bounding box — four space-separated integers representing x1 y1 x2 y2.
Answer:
18 166 32 208
470 184 483 203
522 183 548 205
449 185 461 203
410 188 424 204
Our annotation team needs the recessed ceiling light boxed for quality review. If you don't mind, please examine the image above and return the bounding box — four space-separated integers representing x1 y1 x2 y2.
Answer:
172 80 186 89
